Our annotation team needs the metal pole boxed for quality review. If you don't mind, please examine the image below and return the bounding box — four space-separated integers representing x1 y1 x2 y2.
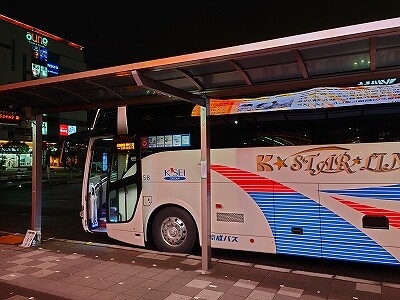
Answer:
200 98 211 271
31 114 43 244
117 106 128 134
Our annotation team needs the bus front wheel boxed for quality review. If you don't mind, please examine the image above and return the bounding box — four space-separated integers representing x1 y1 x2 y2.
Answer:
152 207 197 253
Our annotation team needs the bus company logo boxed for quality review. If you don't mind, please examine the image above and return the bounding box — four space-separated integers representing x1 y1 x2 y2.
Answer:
211 234 238 243
256 146 400 176
164 168 187 181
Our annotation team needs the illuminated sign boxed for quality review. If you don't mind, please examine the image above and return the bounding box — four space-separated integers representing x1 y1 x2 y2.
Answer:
358 78 397 86
26 31 48 47
31 43 49 79
30 121 48 135
102 153 108 172
32 45 40 59
145 134 190 148
68 125 76 135
42 122 47 135
32 63 48 79
0 110 22 125
115 135 136 150
59 124 68 136
60 124 76 136
116 142 135 150
40 65 48 78
47 63 59 75
39 48 48 61
192 83 400 116
32 63 40 77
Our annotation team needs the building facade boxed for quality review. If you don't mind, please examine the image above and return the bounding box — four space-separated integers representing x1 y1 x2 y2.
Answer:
0 14 88 168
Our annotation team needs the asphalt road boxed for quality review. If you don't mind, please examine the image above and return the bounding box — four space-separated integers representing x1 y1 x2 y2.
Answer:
0 180 399 285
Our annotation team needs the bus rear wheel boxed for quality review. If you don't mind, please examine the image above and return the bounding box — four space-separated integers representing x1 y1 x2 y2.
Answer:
152 207 197 253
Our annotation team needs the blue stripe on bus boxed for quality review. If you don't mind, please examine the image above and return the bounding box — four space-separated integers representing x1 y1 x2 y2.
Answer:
321 184 400 200
248 191 400 265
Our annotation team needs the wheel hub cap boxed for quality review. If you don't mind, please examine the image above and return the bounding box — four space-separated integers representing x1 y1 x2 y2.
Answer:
161 217 187 247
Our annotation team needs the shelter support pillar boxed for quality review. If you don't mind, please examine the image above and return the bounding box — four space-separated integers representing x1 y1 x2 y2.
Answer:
200 98 211 271
131 70 211 270
117 106 128 134
31 113 43 244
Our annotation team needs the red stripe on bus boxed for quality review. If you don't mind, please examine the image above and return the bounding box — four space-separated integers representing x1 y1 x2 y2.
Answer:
211 164 294 193
331 196 400 229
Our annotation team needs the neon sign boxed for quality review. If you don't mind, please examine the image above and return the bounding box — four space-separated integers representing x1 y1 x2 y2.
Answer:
26 31 48 47
116 142 135 150
0 110 22 125
59 124 68 136
47 63 59 75
59 124 76 136
358 78 397 86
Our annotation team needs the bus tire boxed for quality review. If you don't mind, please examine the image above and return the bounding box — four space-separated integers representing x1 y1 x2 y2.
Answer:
152 207 197 253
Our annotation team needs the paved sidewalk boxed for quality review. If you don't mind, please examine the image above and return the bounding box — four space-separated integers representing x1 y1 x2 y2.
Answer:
0 234 400 300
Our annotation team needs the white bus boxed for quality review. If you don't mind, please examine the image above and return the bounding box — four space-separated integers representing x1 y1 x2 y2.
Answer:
80 84 400 266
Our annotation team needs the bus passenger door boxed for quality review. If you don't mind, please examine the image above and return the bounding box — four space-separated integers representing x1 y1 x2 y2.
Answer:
81 136 113 233
105 134 144 244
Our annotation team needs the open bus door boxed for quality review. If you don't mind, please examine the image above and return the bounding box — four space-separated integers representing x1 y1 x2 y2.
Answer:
81 136 113 232
81 134 145 246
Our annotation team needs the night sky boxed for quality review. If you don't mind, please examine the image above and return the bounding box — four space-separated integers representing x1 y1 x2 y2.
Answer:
1 3 400 70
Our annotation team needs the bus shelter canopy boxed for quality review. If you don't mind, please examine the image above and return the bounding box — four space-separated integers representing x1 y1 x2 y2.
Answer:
1 17 400 113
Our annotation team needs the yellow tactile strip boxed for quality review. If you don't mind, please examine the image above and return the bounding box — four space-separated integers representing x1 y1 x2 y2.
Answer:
0 235 24 244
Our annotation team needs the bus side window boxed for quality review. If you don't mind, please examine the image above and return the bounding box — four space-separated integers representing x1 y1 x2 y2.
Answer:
362 215 389 229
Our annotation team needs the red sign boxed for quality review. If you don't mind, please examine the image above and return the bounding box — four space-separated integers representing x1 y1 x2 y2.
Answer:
141 137 149 148
0 110 22 125
59 124 68 136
